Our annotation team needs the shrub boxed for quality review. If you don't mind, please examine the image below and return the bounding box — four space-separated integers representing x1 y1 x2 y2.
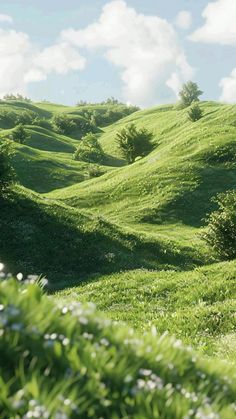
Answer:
74 133 104 163
16 110 38 125
203 190 236 260
0 277 235 418
3 93 32 103
179 81 203 108
10 124 30 144
87 165 104 178
52 114 76 135
204 143 236 165
116 124 153 164
0 140 14 191
188 102 203 122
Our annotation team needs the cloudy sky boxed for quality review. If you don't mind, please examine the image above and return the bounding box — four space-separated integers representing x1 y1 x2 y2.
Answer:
0 0 235 107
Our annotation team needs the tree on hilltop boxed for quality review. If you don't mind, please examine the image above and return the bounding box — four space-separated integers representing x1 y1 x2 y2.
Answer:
179 81 203 108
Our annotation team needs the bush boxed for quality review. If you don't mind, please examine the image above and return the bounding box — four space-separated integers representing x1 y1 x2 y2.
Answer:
188 102 203 122
10 124 30 144
87 165 104 178
16 110 38 125
3 93 32 103
0 140 14 191
52 114 76 135
0 277 235 418
179 81 203 108
116 124 153 164
203 190 236 260
74 133 104 163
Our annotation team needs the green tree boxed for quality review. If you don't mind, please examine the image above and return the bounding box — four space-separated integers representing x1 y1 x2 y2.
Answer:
188 102 203 122
203 190 236 260
74 133 104 163
52 114 76 135
116 124 153 164
0 140 14 191
11 124 30 144
179 81 203 108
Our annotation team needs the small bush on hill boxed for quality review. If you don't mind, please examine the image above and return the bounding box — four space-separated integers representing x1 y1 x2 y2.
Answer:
0 140 14 191
16 110 38 125
179 81 203 108
74 133 104 163
0 276 236 418
52 114 76 135
87 165 104 178
204 144 236 165
188 102 203 122
203 190 236 260
10 124 30 144
116 123 153 164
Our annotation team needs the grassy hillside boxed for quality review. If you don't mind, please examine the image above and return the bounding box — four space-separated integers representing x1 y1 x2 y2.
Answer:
49 102 236 227
1 277 236 419
57 260 236 360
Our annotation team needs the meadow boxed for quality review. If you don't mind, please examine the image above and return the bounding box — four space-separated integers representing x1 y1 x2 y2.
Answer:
0 97 236 417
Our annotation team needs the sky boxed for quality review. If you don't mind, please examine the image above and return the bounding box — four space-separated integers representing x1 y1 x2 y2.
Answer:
0 0 235 107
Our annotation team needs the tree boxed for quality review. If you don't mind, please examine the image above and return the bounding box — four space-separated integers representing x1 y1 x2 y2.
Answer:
116 124 153 164
52 114 76 135
202 191 236 260
0 140 14 191
11 124 30 144
188 102 203 122
74 133 104 163
179 82 203 108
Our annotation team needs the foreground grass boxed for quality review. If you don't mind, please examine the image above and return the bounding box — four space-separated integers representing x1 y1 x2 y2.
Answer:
1 278 236 418
57 261 236 360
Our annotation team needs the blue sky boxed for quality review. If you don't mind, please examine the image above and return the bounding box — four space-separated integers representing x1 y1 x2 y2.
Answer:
0 0 235 106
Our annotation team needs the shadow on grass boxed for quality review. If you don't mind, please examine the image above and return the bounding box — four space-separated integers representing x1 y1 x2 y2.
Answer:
0 190 203 290
142 165 236 228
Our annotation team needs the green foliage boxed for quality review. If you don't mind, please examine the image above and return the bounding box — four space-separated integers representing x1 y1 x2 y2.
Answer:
203 190 236 260
52 114 76 135
204 143 236 165
1 277 236 418
16 110 38 125
0 140 14 190
10 124 30 144
87 165 104 178
116 123 153 164
179 82 203 108
74 133 104 163
3 93 32 103
188 102 203 122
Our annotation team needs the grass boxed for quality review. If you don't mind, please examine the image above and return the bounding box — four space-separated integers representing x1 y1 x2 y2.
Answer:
0 99 236 416
56 261 236 360
0 277 236 418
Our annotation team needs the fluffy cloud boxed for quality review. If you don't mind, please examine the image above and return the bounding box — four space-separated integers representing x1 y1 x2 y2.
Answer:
0 14 13 24
25 43 86 83
175 11 192 30
62 0 193 106
0 29 32 95
220 68 236 103
0 27 86 96
190 0 236 45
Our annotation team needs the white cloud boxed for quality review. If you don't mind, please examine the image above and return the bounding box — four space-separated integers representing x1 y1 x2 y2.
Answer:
0 14 13 24
62 0 194 106
0 29 32 96
190 0 236 45
0 28 86 97
31 42 86 76
220 68 236 103
175 11 192 30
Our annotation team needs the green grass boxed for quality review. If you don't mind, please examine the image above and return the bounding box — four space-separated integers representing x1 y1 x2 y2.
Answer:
57 261 236 360
1 277 236 418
